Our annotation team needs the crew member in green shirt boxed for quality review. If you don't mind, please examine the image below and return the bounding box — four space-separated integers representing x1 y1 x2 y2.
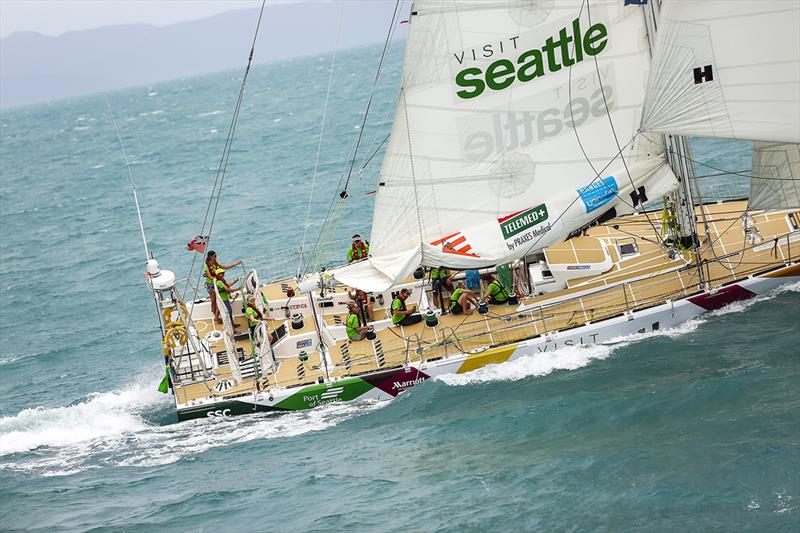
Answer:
204 250 241 324
215 268 240 322
245 295 263 334
392 288 422 326
346 302 369 341
449 282 479 315
430 266 451 309
482 273 509 304
347 234 370 263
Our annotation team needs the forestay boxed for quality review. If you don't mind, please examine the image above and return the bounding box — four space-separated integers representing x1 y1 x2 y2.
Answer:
749 142 800 211
641 0 800 144
334 0 675 292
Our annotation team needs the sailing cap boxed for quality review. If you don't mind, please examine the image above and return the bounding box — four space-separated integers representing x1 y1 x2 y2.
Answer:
215 268 224 275
352 234 361 241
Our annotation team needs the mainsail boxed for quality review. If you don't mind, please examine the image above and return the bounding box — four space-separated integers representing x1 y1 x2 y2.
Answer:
335 0 675 291
641 0 800 144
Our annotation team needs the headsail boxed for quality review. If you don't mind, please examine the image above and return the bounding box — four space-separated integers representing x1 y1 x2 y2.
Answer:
641 0 800 144
334 0 675 291
749 142 800 210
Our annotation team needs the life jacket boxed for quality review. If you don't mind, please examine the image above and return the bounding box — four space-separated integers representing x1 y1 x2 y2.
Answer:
351 241 368 261
353 290 369 306
204 259 219 284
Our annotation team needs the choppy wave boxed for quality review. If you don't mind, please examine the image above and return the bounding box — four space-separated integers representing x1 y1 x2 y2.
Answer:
0 368 385 476
0 371 166 457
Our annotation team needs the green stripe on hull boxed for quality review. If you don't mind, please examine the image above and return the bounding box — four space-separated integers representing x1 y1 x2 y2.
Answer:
274 377 373 410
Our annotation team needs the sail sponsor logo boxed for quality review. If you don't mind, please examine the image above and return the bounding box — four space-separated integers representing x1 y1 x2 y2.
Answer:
577 176 619 213
430 232 479 257
499 204 549 239
460 66 614 163
454 18 609 100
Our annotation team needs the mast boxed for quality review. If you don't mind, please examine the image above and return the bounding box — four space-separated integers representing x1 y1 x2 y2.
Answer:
642 0 706 286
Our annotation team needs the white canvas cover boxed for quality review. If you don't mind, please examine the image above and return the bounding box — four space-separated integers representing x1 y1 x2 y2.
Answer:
334 0 675 291
641 0 800 144
749 142 800 210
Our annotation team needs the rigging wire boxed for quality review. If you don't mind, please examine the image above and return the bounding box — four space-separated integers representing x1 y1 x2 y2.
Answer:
302 0 404 276
585 0 663 242
517 132 643 260
105 95 150 262
298 2 344 277
402 87 426 249
182 0 267 303
339 0 403 198
566 4 653 230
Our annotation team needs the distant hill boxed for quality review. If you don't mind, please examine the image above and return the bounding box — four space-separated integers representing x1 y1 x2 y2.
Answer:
0 3 405 109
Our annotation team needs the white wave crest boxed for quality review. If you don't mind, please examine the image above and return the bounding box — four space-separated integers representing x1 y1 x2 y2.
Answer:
0 373 167 456
439 319 705 387
196 110 222 117
439 343 617 386
0 371 384 476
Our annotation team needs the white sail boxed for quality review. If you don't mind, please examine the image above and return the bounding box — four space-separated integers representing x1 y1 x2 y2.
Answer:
750 142 800 210
641 0 800 144
334 0 675 291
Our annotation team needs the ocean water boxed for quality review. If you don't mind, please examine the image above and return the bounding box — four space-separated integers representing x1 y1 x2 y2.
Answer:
1 41 798 532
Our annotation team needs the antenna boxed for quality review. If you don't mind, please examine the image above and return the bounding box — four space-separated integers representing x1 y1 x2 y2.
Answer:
105 95 151 261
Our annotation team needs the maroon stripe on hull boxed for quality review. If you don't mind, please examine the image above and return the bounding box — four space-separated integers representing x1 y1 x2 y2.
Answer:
361 367 430 397
688 284 757 311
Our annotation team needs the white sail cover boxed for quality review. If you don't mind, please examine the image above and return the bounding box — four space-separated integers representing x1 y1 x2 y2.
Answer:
749 142 800 210
334 0 675 291
641 0 800 144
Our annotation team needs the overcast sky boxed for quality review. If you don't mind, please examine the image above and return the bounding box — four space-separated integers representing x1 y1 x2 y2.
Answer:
0 0 281 38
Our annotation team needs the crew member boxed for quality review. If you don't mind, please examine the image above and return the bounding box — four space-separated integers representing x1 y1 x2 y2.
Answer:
347 234 369 263
245 295 263 334
482 273 509 305
430 266 451 309
391 288 422 326
215 268 241 322
348 289 374 322
204 250 241 324
450 282 479 315
346 303 370 341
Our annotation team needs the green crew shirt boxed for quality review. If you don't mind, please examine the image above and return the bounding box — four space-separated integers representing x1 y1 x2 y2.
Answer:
449 288 464 311
246 306 260 327
487 280 508 302
215 278 230 301
346 313 361 339
430 267 449 280
391 297 406 324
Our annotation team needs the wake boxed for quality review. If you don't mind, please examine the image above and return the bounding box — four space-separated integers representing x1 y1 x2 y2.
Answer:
1 282 796 476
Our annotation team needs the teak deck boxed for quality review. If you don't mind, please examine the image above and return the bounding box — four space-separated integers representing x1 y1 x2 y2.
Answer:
171 201 799 404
